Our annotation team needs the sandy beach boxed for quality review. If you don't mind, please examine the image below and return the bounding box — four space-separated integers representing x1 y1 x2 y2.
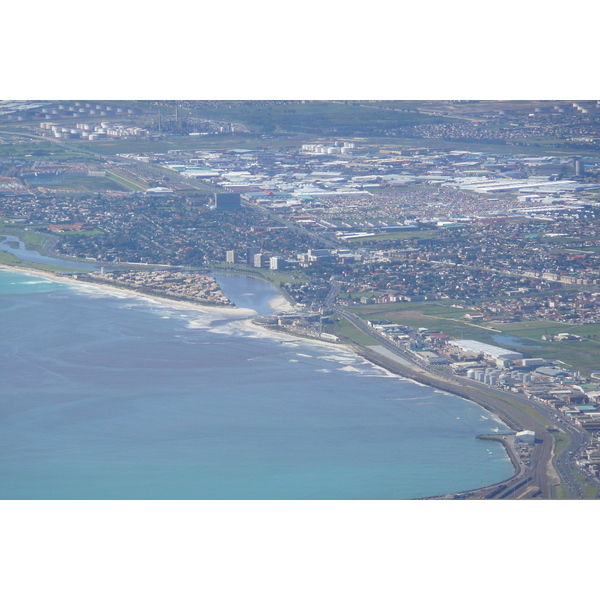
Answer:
1 261 532 498
0 264 258 318
267 294 294 312
1 263 361 355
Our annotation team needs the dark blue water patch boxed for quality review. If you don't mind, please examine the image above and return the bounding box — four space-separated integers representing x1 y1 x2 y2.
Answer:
0 235 99 271
492 333 542 349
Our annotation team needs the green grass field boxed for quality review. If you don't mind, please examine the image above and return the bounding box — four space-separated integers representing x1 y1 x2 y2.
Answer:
348 300 600 375
552 485 570 499
105 170 147 191
331 316 379 346
0 225 51 254
0 141 80 160
28 175 129 193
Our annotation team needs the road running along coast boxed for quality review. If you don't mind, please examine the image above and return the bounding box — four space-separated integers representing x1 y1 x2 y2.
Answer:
332 307 597 500
1 261 593 499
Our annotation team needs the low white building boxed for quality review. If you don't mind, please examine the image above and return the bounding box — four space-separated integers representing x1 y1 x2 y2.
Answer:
515 430 536 444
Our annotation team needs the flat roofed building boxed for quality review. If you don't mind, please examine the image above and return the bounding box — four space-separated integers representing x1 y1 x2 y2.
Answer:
446 339 523 361
214 192 241 209
270 256 285 270
515 430 536 444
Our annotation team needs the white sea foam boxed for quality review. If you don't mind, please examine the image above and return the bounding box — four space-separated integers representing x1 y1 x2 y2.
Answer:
407 380 430 388
490 413 507 427
351 359 412 380
321 355 356 364
210 320 279 339
184 313 236 331
68 284 135 300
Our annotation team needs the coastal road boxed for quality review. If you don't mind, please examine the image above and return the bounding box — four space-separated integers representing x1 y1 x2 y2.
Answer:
333 306 597 499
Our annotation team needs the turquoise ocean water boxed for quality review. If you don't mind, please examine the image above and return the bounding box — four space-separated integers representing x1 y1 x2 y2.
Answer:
0 269 514 499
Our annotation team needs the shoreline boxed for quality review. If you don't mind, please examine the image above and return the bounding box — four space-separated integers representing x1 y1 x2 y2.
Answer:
266 293 295 312
0 264 258 318
1 261 525 498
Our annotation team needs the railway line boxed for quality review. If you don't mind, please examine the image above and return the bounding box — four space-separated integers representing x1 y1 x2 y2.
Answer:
333 305 598 499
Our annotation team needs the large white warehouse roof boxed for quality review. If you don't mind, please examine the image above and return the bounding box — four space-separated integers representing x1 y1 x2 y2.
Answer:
446 339 523 361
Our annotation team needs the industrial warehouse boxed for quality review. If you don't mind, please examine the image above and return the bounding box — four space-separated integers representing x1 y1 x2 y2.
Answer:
446 339 523 361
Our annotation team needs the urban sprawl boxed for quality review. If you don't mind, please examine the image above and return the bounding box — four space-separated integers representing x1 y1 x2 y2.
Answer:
3 99 600 498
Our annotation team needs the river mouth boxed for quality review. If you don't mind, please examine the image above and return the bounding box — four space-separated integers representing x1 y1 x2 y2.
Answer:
211 272 280 315
0 234 99 271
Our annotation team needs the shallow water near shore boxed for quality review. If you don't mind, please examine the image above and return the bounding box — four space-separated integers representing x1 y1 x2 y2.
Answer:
0 269 513 499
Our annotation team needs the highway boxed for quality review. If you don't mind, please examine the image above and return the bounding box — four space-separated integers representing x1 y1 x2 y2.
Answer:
332 305 597 499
